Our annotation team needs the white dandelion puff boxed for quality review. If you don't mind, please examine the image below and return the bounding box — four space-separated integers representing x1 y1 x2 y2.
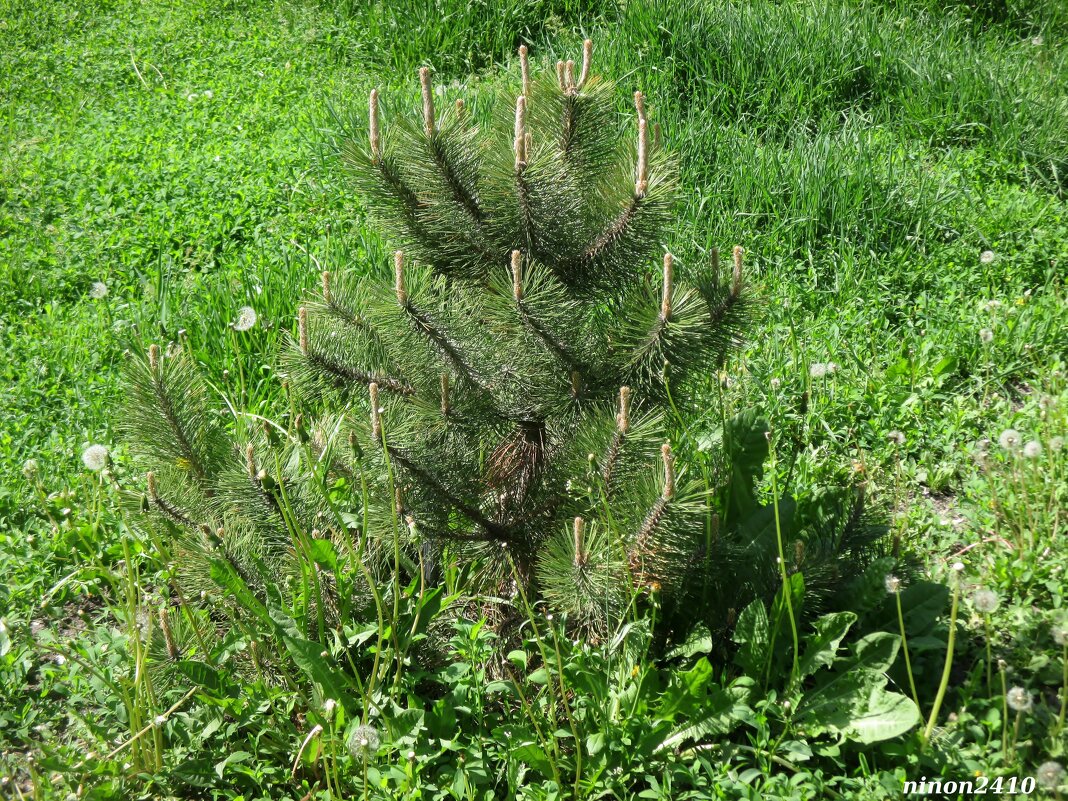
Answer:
1050 436 1064 452
81 445 109 471
952 561 965 573
89 281 109 299
346 724 380 758
809 363 828 379
884 575 902 594
970 588 999 614
998 429 1021 450
1006 686 1032 712
203 89 213 99
979 328 993 343
233 306 258 331
980 250 995 264
1052 622 1068 647
887 430 906 446
322 699 337 722
1037 761 1064 789
1021 440 1042 459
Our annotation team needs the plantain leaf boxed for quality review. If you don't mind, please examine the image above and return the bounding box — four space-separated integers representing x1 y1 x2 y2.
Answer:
732 599 769 678
798 611 856 678
797 631 920 743
209 558 271 626
174 660 227 696
655 678 754 751
281 634 359 714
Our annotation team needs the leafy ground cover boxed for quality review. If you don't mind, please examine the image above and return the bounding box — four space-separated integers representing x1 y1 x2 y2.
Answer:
1 0 1066 798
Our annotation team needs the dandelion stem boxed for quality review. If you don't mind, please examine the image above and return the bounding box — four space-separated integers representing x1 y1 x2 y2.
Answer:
922 578 960 746
896 591 922 712
768 430 800 689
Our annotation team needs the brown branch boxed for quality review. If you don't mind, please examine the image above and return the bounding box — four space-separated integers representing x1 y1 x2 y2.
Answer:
306 351 415 396
386 446 508 539
580 195 641 264
516 300 580 373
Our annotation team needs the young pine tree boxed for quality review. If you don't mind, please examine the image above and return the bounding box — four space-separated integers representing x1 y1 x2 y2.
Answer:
122 43 882 649
303 43 749 630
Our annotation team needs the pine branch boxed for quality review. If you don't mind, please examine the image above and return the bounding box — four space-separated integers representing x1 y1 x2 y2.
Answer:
304 350 415 397
516 299 582 374
579 195 642 263
150 357 209 481
426 133 485 223
146 472 199 530
401 299 491 397
386 445 507 539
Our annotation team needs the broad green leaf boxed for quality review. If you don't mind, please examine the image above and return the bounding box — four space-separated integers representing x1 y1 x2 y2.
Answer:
388 706 425 745
306 538 338 570
281 634 358 714
215 750 251 779
719 410 771 522
797 631 920 744
511 743 554 777
732 599 769 678
528 667 549 685
666 624 713 660
798 612 856 678
174 660 226 695
209 558 271 626
586 731 606 756
845 687 921 744
656 679 754 751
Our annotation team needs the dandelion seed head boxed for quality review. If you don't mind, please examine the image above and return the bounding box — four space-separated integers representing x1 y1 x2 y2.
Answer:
1022 440 1042 459
1052 622 1068 647
983 299 1002 311
980 250 995 264
979 328 994 343
203 89 213 99
809 363 828 379
1006 685 1032 712
887 430 905 446
770 377 781 389
1031 35 1045 47
998 429 1021 450
89 281 109 299
81 444 109 471
234 306 257 331
1050 436 1064 452
1037 761 1064 789
346 724 380 757
884 574 902 594
970 588 999 614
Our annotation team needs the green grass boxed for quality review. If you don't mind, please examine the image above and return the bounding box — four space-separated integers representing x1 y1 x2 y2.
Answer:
2 0 1067 797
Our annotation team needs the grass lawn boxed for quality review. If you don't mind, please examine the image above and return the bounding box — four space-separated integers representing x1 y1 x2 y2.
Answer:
2 0 1066 797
